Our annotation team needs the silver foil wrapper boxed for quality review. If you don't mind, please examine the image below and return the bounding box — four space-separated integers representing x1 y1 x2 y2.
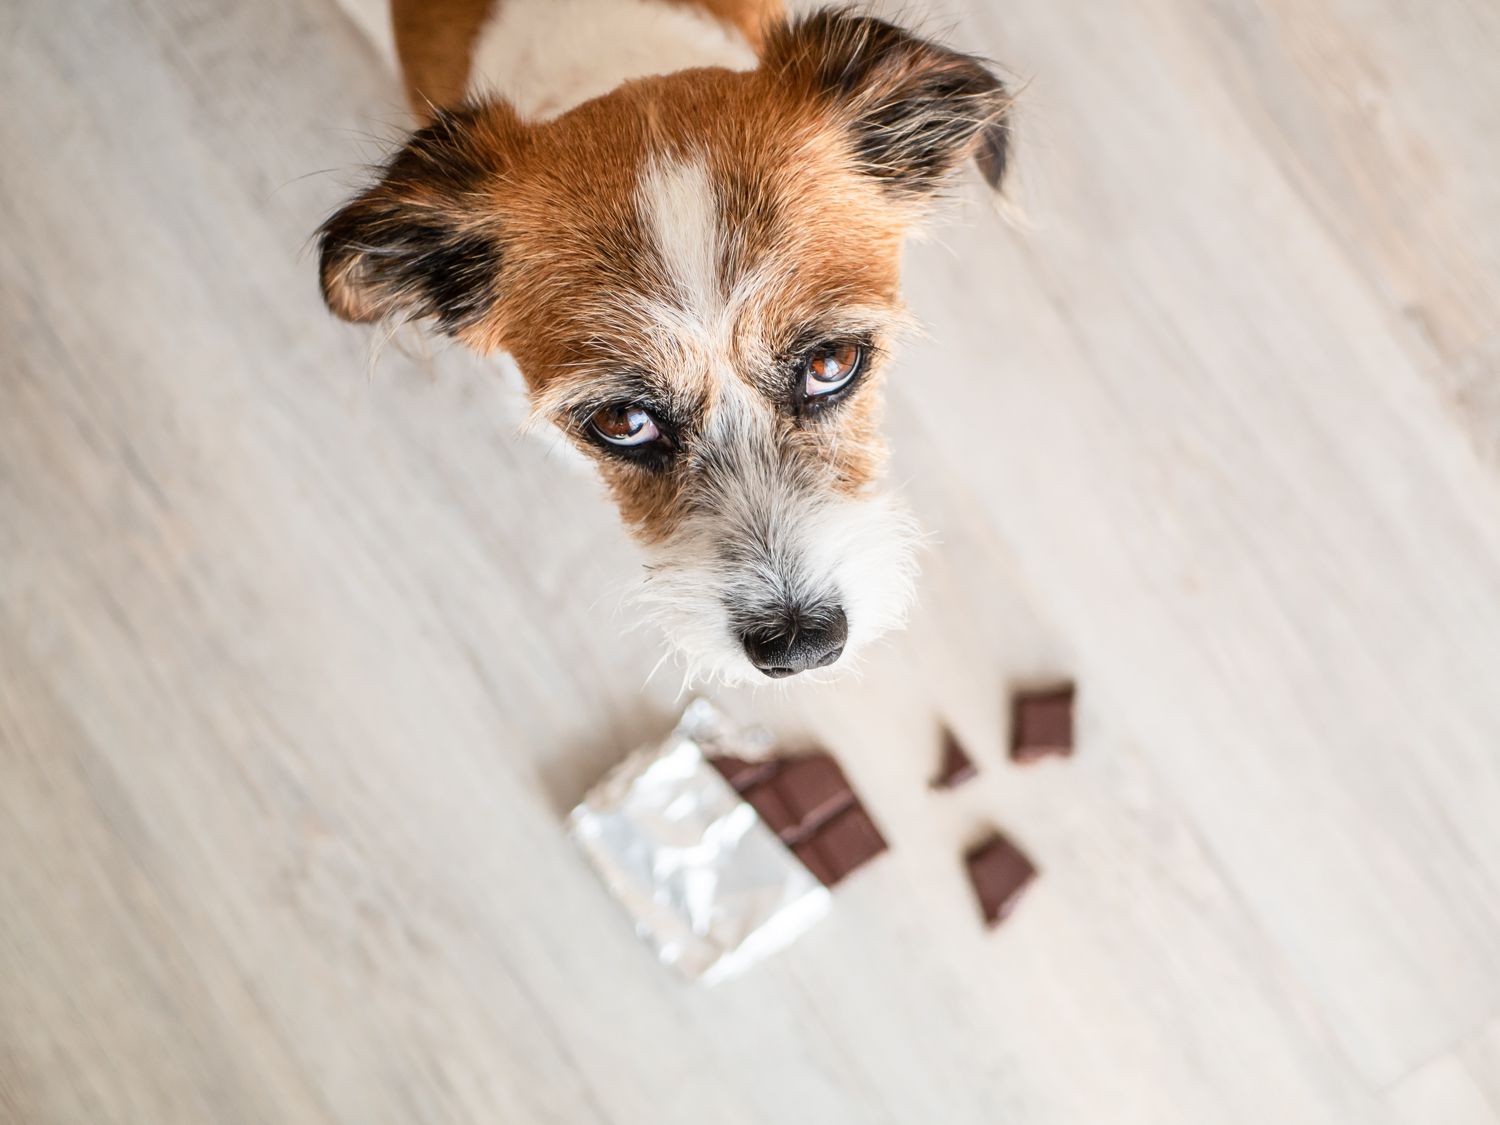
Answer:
569 700 831 983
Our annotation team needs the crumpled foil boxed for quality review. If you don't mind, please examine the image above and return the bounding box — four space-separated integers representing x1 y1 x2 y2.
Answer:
569 700 830 983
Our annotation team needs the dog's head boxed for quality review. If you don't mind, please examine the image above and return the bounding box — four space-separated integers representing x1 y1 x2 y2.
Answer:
319 9 1012 683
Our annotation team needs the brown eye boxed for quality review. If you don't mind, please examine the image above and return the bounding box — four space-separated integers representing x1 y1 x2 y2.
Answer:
589 404 662 447
803 343 863 398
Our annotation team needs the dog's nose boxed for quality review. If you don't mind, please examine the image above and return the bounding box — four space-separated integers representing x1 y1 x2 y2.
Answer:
741 606 848 678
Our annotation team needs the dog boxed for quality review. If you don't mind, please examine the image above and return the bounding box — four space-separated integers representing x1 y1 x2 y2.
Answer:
318 0 1012 683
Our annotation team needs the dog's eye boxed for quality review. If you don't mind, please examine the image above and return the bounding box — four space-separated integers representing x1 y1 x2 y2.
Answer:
803 343 863 398
590 404 661 447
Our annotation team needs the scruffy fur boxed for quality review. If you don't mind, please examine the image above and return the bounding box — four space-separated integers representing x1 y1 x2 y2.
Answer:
319 3 1013 684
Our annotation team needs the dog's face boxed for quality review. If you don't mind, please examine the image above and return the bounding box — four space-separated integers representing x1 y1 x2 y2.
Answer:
319 11 1010 683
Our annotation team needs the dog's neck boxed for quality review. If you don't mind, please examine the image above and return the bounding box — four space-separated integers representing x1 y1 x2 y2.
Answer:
469 0 761 121
393 0 776 122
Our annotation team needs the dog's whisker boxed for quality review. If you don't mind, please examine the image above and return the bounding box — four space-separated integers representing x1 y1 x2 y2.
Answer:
640 647 673 691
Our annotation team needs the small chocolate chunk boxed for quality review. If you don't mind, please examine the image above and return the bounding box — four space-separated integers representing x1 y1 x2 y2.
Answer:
931 727 978 789
793 806 888 887
1010 684 1075 762
965 831 1037 927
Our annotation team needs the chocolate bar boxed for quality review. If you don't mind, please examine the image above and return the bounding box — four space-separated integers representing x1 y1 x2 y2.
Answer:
570 701 830 982
931 726 978 789
1009 684 1075 762
965 831 1037 927
711 750 888 886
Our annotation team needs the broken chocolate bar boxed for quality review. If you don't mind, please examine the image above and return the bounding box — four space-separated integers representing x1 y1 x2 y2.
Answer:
931 726 978 789
711 750 888 887
965 831 1037 928
1009 683 1075 762
570 701 830 982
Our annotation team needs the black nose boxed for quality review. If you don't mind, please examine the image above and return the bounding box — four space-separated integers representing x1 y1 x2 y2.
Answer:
740 606 848 678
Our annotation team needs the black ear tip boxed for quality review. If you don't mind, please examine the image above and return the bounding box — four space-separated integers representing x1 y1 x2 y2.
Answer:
316 220 351 317
975 118 1010 192
315 210 377 323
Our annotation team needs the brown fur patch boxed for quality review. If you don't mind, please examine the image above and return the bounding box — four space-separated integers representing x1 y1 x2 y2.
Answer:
392 0 497 117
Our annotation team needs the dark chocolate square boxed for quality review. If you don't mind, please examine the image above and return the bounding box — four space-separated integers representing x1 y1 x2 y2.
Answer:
1010 684 1075 762
794 805 888 887
774 753 855 836
965 831 1037 927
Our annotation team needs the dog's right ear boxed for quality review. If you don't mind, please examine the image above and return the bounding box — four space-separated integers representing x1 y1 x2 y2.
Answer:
764 9 1014 199
318 104 521 335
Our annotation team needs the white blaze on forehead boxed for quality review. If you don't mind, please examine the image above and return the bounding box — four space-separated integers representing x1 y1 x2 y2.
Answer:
638 157 723 319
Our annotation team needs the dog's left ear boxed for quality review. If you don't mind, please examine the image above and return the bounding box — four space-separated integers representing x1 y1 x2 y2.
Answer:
765 8 1013 197
318 104 522 337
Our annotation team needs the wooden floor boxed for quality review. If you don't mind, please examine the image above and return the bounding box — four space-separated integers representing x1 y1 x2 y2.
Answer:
4 0 1500 1121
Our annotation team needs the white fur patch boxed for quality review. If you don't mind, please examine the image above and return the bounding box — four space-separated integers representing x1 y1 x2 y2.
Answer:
637 157 722 318
467 0 758 121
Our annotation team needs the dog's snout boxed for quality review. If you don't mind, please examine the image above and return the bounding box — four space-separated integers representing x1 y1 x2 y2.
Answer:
740 605 848 678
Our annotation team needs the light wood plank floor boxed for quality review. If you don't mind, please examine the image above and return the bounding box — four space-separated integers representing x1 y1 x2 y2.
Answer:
4 0 1499 1122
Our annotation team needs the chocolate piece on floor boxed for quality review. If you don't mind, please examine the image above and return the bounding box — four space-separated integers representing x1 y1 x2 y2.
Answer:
965 831 1037 928
931 726 978 789
1010 684 1076 762
793 806 888 887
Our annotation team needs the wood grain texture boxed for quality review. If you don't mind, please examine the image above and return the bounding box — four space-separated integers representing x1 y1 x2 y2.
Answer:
1460 1018 1500 1117
2 0 1498 1122
1387 1053 1500 1125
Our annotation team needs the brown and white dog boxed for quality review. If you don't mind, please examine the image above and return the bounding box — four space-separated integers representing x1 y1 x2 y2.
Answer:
318 0 1012 683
